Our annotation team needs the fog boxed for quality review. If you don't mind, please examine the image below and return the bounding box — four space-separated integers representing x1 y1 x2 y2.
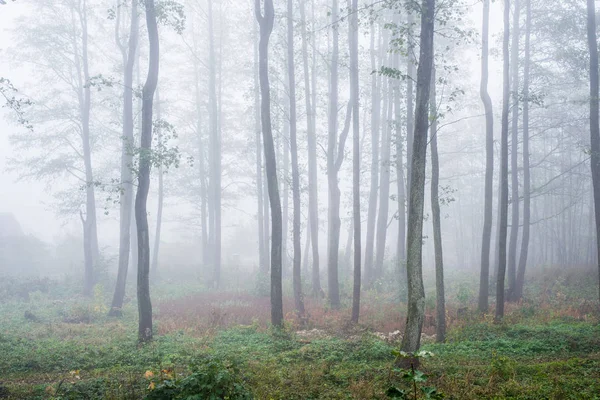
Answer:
1 0 599 398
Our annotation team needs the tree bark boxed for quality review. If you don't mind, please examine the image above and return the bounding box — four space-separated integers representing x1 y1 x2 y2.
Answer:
256 0 283 327
364 21 380 288
350 0 361 324
515 0 531 301
136 0 159 343
299 0 322 298
254 24 267 276
400 0 435 359
110 0 138 316
507 0 520 301
151 87 163 276
287 0 305 316
208 0 221 288
430 68 445 343
496 0 511 322
478 0 494 314
586 0 600 308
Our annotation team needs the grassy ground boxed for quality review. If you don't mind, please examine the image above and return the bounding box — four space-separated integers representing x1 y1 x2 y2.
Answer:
0 268 599 399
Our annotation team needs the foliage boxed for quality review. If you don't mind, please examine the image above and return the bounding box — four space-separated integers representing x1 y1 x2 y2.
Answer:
144 356 252 400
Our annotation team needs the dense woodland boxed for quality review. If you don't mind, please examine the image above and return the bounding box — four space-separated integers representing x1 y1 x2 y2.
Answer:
1 0 600 398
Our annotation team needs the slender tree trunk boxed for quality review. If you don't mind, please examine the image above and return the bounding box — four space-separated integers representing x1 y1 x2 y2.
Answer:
256 0 283 327
496 0 511 322
299 0 322 298
395 19 406 288
508 0 520 301
364 21 380 288
400 0 435 360
374 55 393 282
73 1 98 297
191 25 209 268
254 25 267 276
282 105 290 276
350 0 361 324
327 0 341 308
151 88 163 276
406 11 415 217
136 0 159 343
478 0 494 314
208 0 222 289
515 0 531 301
430 68 445 343
110 0 138 316
288 0 305 316
586 0 600 308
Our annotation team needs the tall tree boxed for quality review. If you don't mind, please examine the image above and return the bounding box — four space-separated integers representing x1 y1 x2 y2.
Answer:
400 0 435 359
586 0 600 307
208 0 222 288
364 21 381 287
507 0 520 300
429 67 445 343
515 0 531 301
136 0 160 343
287 0 305 316
496 0 511 322
151 87 164 275
478 0 493 313
299 0 321 297
327 0 351 308
256 0 284 327
110 0 138 316
350 0 361 324
254 24 267 276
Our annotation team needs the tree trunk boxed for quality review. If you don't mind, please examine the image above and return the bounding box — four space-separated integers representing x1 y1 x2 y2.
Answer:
208 0 221 288
74 0 98 297
374 54 393 282
515 0 531 301
287 0 305 316
254 24 267 276
586 0 600 308
364 21 380 288
430 68 445 343
478 0 494 314
327 0 341 308
507 0 520 301
400 0 435 359
406 11 415 217
110 0 138 316
256 0 283 328
151 87 163 276
496 0 511 322
350 0 361 324
136 0 159 343
300 0 321 297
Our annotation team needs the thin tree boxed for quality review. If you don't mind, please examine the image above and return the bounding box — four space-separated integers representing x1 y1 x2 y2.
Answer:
136 0 160 343
430 67 445 343
327 0 352 308
478 0 493 314
496 0 511 322
350 0 361 324
256 0 284 327
287 0 305 316
515 0 531 301
507 0 520 300
208 0 222 288
364 21 381 287
110 0 138 316
254 24 267 276
400 0 435 360
299 0 322 297
586 0 600 307
151 87 163 275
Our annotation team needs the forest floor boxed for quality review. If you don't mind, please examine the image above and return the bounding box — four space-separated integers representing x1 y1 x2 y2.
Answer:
0 267 599 399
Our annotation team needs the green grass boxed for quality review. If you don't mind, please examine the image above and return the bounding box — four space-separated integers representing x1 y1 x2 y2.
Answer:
1 270 599 399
